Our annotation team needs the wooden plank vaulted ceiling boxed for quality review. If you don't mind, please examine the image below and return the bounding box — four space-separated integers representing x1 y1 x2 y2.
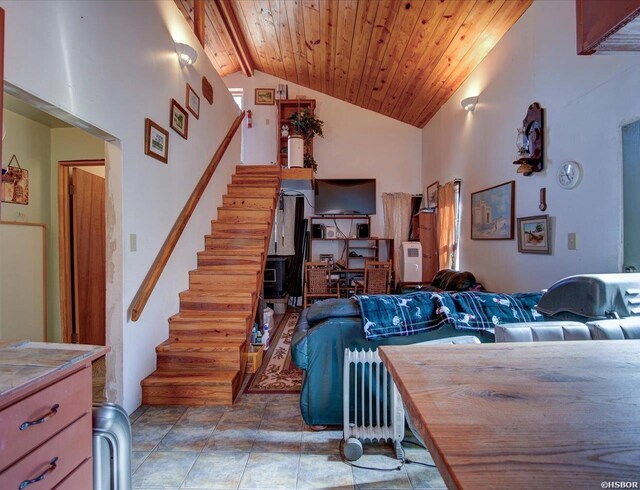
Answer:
176 0 532 128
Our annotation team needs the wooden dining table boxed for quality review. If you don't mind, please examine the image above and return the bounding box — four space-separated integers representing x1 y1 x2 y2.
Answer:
379 340 640 489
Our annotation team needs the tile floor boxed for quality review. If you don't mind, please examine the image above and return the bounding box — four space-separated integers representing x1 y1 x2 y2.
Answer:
130 392 446 490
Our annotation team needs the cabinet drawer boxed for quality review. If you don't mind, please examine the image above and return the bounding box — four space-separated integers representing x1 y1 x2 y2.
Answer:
0 414 91 490
0 367 91 471
53 457 92 490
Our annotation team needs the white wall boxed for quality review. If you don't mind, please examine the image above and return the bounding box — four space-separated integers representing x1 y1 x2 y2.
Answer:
421 0 640 292
224 71 422 236
0 0 241 412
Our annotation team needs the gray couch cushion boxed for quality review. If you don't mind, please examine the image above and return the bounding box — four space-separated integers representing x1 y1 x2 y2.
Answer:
587 318 640 340
306 298 360 325
495 321 590 342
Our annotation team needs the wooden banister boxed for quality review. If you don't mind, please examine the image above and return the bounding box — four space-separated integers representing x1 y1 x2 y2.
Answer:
129 111 245 321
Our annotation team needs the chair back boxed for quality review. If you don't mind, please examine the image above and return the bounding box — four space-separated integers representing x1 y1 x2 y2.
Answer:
362 261 391 294
305 261 332 294
495 321 591 342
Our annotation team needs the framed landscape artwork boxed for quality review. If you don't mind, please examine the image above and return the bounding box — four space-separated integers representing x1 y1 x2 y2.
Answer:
186 83 200 120
170 98 189 139
517 215 551 254
426 181 439 208
471 180 515 240
144 118 169 164
255 88 275 105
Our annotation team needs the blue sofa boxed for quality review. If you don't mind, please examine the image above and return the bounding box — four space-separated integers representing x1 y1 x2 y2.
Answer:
291 297 494 426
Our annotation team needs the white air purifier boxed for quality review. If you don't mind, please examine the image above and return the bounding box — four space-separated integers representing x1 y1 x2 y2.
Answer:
400 241 422 282
288 135 304 168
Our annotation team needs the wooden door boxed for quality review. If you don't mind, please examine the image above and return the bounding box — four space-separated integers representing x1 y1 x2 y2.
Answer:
72 168 105 345
419 212 438 282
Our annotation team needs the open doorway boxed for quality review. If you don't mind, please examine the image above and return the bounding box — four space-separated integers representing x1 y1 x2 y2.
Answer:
1 88 111 402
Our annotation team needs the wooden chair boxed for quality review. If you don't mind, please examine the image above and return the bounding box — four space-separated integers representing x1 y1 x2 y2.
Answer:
303 261 340 307
354 261 392 295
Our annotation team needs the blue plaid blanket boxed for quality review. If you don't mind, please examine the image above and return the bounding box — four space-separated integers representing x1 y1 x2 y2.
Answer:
435 291 544 332
355 291 544 339
353 291 448 340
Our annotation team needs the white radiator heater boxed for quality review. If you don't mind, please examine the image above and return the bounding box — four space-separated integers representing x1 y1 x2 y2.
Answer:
343 348 405 461
400 241 422 282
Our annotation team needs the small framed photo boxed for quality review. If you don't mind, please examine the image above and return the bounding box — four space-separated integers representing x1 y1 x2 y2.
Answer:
186 83 200 120
255 88 275 105
144 118 169 164
426 181 439 208
170 98 189 139
517 215 551 254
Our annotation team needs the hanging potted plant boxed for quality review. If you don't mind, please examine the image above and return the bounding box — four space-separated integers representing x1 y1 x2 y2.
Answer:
288 109 324 172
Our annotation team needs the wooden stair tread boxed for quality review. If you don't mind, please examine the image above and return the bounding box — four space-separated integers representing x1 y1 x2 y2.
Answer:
158 340 245 351
142 369 238 386
190 268 258 275
170 311 251 320
198 249 265 257
180 290 254 298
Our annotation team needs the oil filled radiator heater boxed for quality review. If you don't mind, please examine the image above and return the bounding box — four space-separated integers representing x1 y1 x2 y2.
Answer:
342 348 405 461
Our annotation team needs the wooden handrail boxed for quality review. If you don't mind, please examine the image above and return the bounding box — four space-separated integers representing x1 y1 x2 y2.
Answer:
129 111 245 321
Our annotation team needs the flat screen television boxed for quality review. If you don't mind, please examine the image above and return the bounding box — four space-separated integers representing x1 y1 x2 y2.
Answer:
314 179 376 215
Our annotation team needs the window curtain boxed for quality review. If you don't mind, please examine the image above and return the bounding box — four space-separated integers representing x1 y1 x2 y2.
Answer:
382 193 412 268
269 196 297 256
437 181 461 270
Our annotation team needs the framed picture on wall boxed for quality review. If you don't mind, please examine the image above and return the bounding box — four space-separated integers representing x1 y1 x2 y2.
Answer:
470 180 515 240
1 155 29 204
255 88 275 105
517 215 551 254
170 98 189 139
185 83 200 120
144 118 169 164
426 181 439 208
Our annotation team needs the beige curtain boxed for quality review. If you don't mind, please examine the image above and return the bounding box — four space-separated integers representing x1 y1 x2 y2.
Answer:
382 193 412 268
269 196 296 255
437 182 456 270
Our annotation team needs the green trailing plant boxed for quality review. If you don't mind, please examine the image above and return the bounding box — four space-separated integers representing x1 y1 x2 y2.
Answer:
289 109 324 172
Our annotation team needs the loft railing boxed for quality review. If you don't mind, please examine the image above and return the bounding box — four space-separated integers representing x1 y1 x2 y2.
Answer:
129 111 245 321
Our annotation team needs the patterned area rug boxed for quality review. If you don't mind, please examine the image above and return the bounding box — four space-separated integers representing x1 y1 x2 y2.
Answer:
245 311 303 393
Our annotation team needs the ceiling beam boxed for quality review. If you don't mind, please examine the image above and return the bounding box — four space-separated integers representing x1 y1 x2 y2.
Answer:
213 0 254 77
194 0 206 46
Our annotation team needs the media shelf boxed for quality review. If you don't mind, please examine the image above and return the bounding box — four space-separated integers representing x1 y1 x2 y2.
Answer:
309 216 394 274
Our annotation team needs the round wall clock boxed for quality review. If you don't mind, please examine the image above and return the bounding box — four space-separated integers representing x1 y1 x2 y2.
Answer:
557 161 583 189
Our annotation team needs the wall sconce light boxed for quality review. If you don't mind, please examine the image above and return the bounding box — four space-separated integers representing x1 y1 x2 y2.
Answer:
461 96 479 111
175 42 198 66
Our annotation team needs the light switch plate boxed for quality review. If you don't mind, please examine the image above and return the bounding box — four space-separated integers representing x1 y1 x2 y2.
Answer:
568 233 577 250
130 234 137 252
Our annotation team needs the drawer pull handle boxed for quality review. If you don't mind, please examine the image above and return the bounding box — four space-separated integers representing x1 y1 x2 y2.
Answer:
19 404 60 431
18 457 58 489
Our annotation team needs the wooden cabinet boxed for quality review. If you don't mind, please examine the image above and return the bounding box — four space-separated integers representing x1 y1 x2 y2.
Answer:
419 211 438 282
0 341 108 490
276 99 316 167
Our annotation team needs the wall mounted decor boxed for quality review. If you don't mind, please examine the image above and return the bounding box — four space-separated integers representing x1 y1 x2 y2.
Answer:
186 83 200 120
170 99 189 139
539 187 547 211
557 160 583 189
144 118 169 164
1 155 29 204
513 102 544 176
426 181 439 208
255 88 275 105
471 181 515 240
202 76 213 104
517 215 551 254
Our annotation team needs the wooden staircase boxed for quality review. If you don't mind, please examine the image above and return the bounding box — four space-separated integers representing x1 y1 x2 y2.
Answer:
141 165 281 405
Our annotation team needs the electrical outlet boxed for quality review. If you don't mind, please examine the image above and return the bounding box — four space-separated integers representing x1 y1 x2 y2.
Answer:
130 234 137 252
568 233 577 250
